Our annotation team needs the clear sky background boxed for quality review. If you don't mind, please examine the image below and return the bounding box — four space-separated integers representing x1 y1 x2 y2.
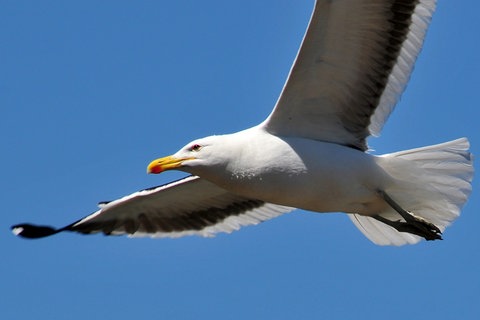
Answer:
2 1 479 319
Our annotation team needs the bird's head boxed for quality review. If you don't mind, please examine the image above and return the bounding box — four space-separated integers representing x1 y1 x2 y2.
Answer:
147 135 227 175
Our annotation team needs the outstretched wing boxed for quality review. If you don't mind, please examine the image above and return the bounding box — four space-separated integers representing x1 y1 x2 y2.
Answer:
12 176 293 239
262 0 436 150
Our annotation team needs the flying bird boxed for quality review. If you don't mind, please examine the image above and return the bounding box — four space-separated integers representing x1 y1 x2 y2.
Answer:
12 0 473 246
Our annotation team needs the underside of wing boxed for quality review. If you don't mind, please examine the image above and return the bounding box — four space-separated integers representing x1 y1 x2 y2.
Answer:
13 176 293 239
262 0 436 150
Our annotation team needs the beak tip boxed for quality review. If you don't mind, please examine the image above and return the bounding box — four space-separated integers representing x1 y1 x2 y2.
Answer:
147 165 162 174
147 155 184 174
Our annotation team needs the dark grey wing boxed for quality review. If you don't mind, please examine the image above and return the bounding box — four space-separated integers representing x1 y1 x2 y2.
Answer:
262 0 436 150
12 176 293 239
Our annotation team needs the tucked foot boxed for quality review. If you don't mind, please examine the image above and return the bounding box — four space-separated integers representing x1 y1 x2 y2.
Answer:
372 214 442 241
375 190 443 241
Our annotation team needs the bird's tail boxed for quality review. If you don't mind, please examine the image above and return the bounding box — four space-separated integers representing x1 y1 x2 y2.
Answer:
350 138 473 246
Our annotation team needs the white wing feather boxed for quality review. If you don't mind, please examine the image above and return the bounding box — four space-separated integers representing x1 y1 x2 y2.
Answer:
263 0 437 150
71 176 293 238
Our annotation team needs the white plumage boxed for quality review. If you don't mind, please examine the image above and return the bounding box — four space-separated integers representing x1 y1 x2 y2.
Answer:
350 138 472 245
12 0 473 246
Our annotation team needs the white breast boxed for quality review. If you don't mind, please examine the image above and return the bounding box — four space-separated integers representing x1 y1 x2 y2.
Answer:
203 127 391 215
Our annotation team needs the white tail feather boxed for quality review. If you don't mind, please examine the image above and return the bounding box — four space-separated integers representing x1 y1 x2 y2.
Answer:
350 138 473 246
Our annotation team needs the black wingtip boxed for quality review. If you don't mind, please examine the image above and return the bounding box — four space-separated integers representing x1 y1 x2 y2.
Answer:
11 223 60 239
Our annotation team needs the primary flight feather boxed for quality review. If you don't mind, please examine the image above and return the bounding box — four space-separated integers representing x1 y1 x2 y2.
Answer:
12 0 473 246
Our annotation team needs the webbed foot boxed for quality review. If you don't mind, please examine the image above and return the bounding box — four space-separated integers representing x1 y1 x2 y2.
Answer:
374 190 442 241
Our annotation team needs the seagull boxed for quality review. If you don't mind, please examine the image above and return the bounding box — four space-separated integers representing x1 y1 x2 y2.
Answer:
12 0 473 246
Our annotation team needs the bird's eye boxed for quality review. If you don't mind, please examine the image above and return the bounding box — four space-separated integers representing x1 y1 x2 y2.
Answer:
190 144 202 152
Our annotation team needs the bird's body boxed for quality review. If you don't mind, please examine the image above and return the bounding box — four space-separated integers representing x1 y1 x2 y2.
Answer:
181 127 388 215
12 0 473 245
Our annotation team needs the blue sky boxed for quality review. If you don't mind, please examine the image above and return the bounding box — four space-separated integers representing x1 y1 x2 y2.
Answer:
2 1 479 319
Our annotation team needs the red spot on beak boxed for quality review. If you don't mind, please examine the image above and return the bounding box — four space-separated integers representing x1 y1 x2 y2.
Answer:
148 163 163 174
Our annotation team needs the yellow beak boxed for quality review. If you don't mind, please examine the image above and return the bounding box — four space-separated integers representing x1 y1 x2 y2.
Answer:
147 155 193 174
